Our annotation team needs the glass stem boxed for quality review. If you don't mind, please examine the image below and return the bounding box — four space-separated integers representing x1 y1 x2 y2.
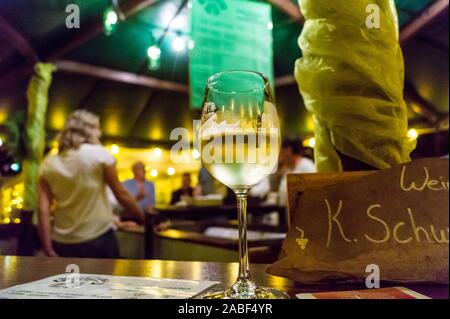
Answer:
235 189 251 282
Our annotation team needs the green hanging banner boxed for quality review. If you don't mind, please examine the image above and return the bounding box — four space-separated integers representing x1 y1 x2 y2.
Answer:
189 0 274 109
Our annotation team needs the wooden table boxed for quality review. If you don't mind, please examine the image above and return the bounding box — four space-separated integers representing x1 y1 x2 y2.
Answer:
0 256 448 299
146 205 287 258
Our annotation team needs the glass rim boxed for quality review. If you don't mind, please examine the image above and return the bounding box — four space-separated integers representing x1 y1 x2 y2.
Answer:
206 70 270 94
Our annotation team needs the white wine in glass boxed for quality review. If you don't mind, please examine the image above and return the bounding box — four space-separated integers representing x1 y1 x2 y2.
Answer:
199 70 288 299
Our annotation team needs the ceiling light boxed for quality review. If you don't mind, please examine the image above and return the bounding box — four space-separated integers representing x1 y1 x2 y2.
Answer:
103 6 119 36
153 147 162 158
191 149 200 160
172 36 186 52
110 144 120 155
147 45 161 60
303 137 315 148
407 129 419 140
167 167 175 176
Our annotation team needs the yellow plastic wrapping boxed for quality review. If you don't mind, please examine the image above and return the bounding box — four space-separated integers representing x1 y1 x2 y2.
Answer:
295 0 416 172
23 63 56 211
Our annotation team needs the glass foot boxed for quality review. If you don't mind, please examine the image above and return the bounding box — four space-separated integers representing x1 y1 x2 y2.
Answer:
202 282 290 299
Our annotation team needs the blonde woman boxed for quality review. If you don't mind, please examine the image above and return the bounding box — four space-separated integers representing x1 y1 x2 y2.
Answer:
38 110 144 258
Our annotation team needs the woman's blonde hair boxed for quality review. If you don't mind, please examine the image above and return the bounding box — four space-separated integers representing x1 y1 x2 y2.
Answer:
58 110 100 152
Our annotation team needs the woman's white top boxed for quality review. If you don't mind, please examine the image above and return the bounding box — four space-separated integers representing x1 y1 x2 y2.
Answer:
39 144 116 244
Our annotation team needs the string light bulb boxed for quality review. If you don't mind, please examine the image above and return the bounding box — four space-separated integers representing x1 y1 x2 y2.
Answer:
110 144 120 155
147 43 161 70
167 167 175 176
172 35 186 52
10 163 20 172
150 169 158 177
153 148 162 158
407 128 419 140
191 149 200 160
103 1 124 36
147 45 161 60
103 6 119 36
303 137 316 148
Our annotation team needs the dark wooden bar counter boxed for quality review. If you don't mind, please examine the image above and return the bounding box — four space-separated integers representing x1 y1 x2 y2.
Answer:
0 256 448 299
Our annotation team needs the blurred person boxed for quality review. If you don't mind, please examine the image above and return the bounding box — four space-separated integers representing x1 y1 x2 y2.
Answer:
278 137 316 205
38 110 144 258
170 172 194 205
195 165 216 195
122 162 155 219
249 178 270 200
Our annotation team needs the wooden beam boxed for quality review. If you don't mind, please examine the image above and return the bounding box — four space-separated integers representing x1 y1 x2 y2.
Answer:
48 0 159 60
0 0 159 89
400 0 449 44
55 60 189 93
0 15 39 65
266 0 304 22
138 0 187 73
122 0 160 18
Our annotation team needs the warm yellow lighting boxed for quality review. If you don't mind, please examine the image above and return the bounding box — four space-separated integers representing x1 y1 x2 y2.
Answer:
13 218 20 224
153 148 162 158
150 126 162 140
16 204 23 209
110 144 120 155
167 167 175 176
3 218 10 224
0 137 3 147
191 149 200 160
5 207 12 213
303 137 316 148
0 110 6 124
12 191 19 197
150 169 158 177
49 140 59 155
50 110 66 130
49 147 59 155
407 128 419 140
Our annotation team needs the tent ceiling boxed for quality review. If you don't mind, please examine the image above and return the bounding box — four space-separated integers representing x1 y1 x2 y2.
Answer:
0 0 448 146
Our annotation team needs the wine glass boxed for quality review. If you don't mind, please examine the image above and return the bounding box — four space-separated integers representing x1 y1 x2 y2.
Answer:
199 70 288 299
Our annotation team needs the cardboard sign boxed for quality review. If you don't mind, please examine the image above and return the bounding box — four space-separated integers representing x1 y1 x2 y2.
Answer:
190 0 274 109
267 158 449 284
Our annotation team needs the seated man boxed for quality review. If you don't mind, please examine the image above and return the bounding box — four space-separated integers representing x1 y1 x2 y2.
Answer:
278 138 316 206
170 172 194 205
122 162 155 221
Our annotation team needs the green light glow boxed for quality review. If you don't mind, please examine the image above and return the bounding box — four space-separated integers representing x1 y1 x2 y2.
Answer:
147 45 161 60
106 10 118 25
103 6 118 36
147 44 161 70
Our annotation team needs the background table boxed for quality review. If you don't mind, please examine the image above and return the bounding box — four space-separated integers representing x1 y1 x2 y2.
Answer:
0 256 448 299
